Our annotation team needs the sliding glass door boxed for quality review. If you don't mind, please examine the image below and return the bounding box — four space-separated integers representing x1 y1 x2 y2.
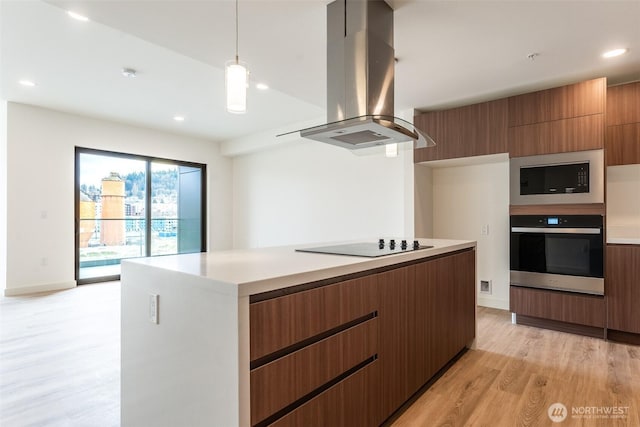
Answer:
75 148 206 284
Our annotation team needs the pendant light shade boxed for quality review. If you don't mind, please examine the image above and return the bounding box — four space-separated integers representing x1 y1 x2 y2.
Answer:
226 60 248 114
226 0 248 114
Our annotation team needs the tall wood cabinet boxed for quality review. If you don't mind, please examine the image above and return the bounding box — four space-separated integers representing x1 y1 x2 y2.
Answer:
606 245 640 335
606 81 640 166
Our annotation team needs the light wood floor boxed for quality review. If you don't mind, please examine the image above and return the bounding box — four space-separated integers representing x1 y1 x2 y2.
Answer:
1 283 638 426
392 308 640 427
0 282 120 427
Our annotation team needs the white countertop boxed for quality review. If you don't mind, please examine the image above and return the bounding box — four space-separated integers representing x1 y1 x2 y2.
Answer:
607 225 640 245
123 238 476 296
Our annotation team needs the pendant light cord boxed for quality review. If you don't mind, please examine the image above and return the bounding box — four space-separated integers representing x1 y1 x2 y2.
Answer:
235 0 239 63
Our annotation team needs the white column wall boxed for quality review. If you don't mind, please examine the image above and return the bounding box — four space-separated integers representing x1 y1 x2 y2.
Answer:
0 101 7 291
431 160 510 310
607 164 640 233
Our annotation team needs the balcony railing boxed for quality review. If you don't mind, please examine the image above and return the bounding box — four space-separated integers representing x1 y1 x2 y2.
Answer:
78 217 198 279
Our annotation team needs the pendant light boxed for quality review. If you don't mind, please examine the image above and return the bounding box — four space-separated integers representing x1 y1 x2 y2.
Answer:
226 0 248 114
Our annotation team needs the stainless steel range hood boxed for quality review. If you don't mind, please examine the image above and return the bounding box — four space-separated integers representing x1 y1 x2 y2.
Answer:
282 0 435 151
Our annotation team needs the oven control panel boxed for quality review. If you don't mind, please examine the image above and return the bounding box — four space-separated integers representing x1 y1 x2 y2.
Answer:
511 215 603 228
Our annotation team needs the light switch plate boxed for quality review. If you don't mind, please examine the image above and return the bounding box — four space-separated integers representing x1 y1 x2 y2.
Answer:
149 294 159 324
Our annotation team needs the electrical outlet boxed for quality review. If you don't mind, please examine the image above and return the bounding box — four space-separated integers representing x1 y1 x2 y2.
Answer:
481 224 489 236
149 294 159 324
480 280 492 294
40 257 48 267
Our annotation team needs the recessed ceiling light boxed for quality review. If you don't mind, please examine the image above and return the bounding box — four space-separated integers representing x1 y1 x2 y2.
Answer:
256 83 269 90
19 80 36 87
602 48 628 58
173 116 185 122
67 11 89 22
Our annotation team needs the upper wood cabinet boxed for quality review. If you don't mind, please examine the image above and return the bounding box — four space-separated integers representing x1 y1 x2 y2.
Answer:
507 78 606 157
508 114 604 157
606 81 640 166
606 123 640 166
508 78 606 127
414 78 608 162
606 81 640 126
413 98 508 163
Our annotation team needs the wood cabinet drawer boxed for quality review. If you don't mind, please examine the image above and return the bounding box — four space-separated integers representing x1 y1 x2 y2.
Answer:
267 360 381 427
508 114 604 157
510 286 605 327
250 318 378 425
250 275 378 361
606 123 640 166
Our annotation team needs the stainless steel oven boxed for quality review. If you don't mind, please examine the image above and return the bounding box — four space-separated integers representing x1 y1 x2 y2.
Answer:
510 215 604 295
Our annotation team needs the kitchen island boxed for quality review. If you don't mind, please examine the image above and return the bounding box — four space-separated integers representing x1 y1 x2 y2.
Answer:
121 238 476 427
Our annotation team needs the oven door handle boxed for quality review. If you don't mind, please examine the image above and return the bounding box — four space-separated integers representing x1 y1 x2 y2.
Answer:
511 227 601 234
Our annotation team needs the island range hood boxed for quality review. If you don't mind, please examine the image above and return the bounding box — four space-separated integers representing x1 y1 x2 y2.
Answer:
282 0 435 151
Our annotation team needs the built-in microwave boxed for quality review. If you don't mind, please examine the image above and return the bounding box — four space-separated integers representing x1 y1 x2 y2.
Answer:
509 149 604 205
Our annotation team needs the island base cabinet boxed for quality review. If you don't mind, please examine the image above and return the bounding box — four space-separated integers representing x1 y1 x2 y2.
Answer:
268 361 381 427
249 248 476 426
379 250 476 421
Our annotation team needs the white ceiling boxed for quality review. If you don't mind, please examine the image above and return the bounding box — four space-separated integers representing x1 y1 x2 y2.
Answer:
1 0 639 143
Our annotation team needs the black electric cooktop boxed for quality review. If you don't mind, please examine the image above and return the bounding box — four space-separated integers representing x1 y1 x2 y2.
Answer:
296 239 433 258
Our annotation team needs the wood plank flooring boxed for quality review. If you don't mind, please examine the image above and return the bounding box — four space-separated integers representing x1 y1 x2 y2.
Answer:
0 283 120 427
392 308 640 427
1 283 639 426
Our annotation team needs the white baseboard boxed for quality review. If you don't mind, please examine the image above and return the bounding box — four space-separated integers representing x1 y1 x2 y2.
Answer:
477 295 509 310
4 280 76 296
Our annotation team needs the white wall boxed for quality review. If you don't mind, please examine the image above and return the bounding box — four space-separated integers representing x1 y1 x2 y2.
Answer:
0 101 7 291
4 102 232 295
430 159 510 310
414 163 433 238
232 138 409 248
607 164 640 230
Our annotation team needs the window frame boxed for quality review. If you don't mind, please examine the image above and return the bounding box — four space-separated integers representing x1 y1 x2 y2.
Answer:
74 147 207 284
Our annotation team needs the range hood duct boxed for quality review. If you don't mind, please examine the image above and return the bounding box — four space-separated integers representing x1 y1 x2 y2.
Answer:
283 0 435 151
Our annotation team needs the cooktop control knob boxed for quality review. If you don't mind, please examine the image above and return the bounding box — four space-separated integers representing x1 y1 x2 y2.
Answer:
389 239 396 249
413 240 420 250
378 238 385 249
401 240 407 250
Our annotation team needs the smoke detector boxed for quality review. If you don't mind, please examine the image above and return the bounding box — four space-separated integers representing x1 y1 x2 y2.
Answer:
121 68 137 78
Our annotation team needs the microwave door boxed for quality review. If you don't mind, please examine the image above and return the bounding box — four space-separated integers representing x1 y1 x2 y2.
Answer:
509 149 604 205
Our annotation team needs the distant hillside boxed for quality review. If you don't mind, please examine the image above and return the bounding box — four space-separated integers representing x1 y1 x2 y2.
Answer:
80 169 178 200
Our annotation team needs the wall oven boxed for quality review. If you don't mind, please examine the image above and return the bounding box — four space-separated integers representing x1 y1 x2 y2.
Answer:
510 149 604 205
510 215 604 295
